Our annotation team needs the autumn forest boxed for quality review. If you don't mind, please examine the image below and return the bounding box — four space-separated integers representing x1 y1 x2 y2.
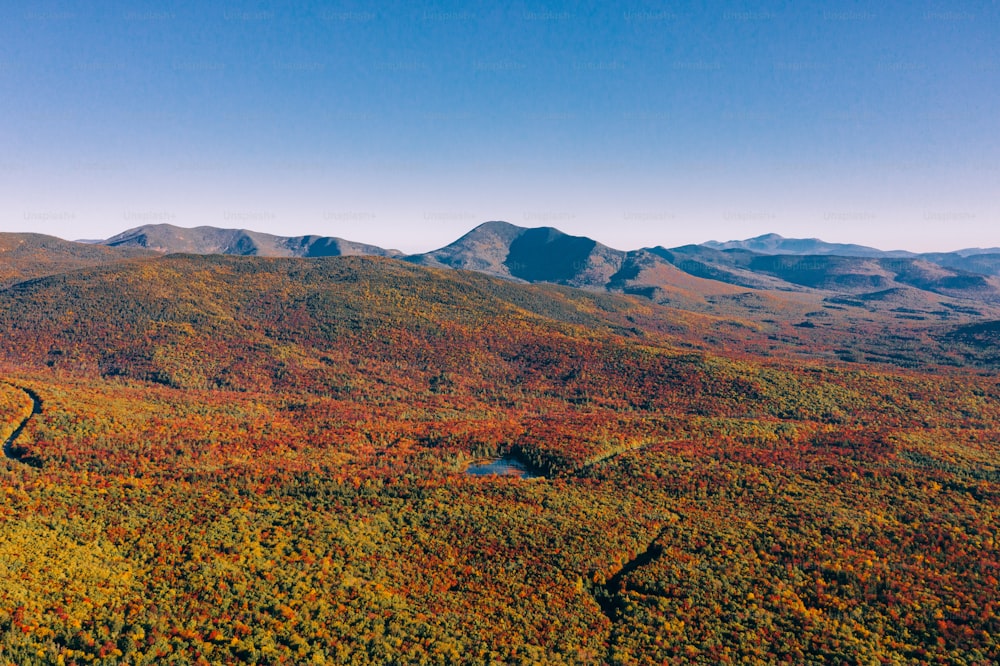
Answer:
1 240 999 665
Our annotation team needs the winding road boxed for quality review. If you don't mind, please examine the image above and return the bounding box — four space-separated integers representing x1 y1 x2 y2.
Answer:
2 386 42 463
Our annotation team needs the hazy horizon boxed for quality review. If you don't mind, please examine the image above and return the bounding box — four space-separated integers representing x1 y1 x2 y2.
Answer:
2 1 997 254
10 219 1000 257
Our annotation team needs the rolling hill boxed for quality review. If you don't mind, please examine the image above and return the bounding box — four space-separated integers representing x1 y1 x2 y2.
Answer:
0 232 155 288
0 253 726 393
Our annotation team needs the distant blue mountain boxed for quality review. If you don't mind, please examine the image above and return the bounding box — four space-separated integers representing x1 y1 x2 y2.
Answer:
702 233 915 258
702 233 1000 277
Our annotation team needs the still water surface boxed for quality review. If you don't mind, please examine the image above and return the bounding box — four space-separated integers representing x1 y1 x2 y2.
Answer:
464 454 542 479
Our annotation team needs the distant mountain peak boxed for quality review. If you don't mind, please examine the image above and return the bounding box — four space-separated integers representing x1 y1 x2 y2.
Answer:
703 234 914 258
471 220 525 233
410 220 612 283
102 224 402 259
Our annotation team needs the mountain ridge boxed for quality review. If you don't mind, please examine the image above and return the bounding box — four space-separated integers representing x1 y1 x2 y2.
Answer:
90 223 1000 262
0 232 155 288
4 223 999 312
703 232 1000 259
703 233 916 258
103 223 404 259
92 223 1000 275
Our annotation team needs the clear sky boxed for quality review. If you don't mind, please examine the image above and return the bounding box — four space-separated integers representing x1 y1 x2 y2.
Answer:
1 1 997 253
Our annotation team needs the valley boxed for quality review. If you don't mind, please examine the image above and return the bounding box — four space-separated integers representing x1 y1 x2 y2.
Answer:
0 225 998 663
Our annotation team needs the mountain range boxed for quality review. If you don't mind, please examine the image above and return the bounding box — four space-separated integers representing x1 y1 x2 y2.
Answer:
3 223 999 318
704 232 1000 258
93 223 1000 271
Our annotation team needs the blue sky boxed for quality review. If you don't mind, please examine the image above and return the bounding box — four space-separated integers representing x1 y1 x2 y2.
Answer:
1 1 997 253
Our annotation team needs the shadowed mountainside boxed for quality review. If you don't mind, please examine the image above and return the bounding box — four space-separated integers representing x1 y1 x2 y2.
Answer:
407 221 754 309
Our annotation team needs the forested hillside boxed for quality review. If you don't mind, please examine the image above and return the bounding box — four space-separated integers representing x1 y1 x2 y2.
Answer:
0 234 153 288
0 253 998 664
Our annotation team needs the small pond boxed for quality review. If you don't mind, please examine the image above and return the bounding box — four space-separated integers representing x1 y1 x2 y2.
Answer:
464 454 543 479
